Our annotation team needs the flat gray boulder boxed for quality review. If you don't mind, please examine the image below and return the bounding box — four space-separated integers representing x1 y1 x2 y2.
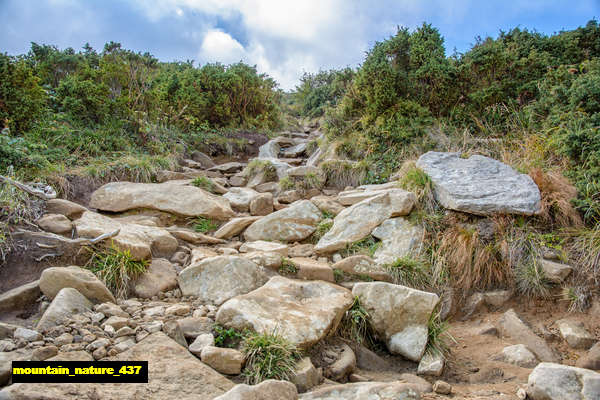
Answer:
90 182 235 219
416 152 541 216
178 256 271 305
527 362 600 400
244 200 321 242
216 276 353 348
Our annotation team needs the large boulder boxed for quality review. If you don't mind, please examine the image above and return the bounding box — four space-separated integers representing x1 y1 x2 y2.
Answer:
258 140 281 158
0 281 41 314
214 216 262 239
352 282 439 361
332 256 392 282
36 214 72 234
215 380 298 400
36 288 93 332
45 198 88 219
0 332 235 399
416 152 541 216
89 182 235 219
74 211 178 260
39 266 115 304
299 382 420 399
527 362 600 400
244 200 321 243
315 194 391 253
371 218 424 265
216 276 353 348
133 258 178 298
178 256 271 305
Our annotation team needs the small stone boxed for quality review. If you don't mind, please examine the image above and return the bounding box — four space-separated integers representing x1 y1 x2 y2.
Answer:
103 325 115 336
101 316 129 331
112 338 135 353
53 333 74 346
193 306 208 318
433 380 452 395
517 387 527 399
292 357 321 393
143 306 165 318
189 333 215 356
86 338 110 352
557 319 597 350
165 304 191 316
115 327 135 338
162 320 187 348
0 340 16 352
418 352 445 376
14 328 42 342
498 344 539 368
540 259 572 283
32 346 58 361
92 346 107 360
142 321 163 334
95 303 129 318
82 334 96 343
200 346 244 375
136 330 150 342
90 312 105 324
477 323 498 336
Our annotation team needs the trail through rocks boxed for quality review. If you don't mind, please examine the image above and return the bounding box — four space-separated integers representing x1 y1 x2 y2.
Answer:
0 124 599 400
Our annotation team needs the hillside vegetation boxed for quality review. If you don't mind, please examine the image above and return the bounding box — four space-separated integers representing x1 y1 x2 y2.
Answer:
0 42 282 179
296 20 600 224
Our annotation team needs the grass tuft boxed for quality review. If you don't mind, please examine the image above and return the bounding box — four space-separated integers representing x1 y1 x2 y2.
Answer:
87 244 149 298
279 258 298 275
337 296 378 346
320 160 368 188
384 256 432 290
191 176 216 193
396 160 436 212
311 218 333 244
245 159 278 181
192 217 218 233
426 311 455 358
242 331 302 385
341 236 380 258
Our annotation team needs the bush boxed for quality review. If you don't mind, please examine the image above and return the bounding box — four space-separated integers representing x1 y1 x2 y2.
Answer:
213 324 245 348
242 331 302 385
87 245 149 298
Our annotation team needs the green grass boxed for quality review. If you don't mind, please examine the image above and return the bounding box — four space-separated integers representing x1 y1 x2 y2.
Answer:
425 311 455 358
87 244 149 298
279 176 295 190
192 217 218 233
341 236 380 257
311 219 333 243
397 161 436 212
561 286 591 313
515 259 551 298
191 176 216 193
320 159 368 188
384 256 432 290
242 331 302 385
279 258 298 275
213 324 246 348
337 296 377 346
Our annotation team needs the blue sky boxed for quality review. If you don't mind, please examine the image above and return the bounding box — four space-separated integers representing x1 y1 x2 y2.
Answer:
1 0 598 89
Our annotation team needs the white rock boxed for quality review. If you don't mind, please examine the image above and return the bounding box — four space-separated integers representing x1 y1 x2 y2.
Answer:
244 200 321 242
37 288 93 332
371 218 424 265
499 344 539 368
527 362 600 400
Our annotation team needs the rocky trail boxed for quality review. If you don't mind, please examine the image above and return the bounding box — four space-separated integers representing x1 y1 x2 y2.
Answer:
0 124 599 400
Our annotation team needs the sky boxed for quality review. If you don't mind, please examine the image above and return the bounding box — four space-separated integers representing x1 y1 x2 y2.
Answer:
1 0 599 90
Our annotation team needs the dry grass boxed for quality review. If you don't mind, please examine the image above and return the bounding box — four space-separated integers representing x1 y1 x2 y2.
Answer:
435 215 511 293
320 160 368 188
529 168 582 229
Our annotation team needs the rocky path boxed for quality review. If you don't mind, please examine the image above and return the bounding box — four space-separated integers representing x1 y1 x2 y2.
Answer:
0 125 599 399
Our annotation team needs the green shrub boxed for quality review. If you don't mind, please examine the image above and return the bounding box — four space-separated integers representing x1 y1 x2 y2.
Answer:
213 324 246 348
87 245 149 298
242 331 302 384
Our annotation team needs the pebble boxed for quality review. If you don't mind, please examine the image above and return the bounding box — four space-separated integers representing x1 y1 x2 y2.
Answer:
433 380 452 395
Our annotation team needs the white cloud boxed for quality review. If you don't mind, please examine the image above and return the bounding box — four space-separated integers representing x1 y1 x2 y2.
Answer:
199 30 246 64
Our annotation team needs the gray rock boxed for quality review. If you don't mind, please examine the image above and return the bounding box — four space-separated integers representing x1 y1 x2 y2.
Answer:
541 260 573 283
178 256 270 305
371 217 423 265
189 334 215 356
527 362 600 400
37 288 93 332
577 342 600 370
200 346 244 375
217 276 353 348
498 344 539 368
215 379 298 400
293 357 321 393
40 265 115 304
352 282 439 361
417 352 445 376
0 281 41 314
299 382 420 399
13 328 41 342
133 258 178 299
499 309 559 362
416 151 541 216
244 200 321 243
191 151 215 168
324 343 356 382
557 319 597 350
